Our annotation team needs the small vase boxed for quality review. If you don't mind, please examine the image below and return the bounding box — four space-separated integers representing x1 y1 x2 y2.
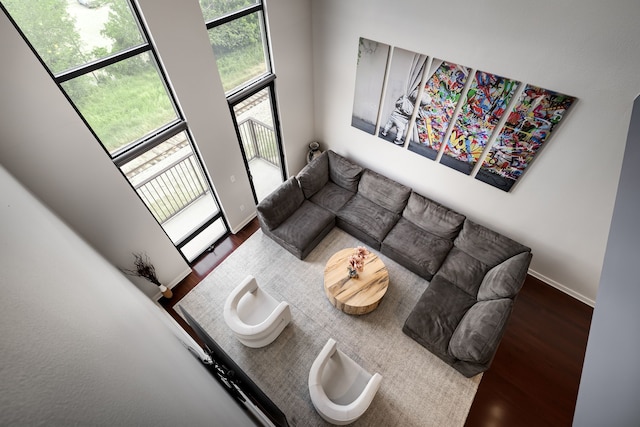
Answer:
307 141 322 164
159 284 173 299
347 267 358 279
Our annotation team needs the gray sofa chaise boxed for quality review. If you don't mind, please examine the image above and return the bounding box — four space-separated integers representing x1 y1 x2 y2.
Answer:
402 220 532 377
256 150 532 377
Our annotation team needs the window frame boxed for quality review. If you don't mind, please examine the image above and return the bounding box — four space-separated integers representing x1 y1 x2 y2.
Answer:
1 0 230 263
202 0 287 202
204 3 271 94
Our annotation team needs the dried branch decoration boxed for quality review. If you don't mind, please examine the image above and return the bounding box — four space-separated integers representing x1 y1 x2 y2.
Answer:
122 252 161 286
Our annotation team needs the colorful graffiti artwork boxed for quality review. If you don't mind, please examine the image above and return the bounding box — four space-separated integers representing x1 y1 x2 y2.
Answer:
349 37 576 191
442 71 519 173
477 85 575 191
414 61 470 153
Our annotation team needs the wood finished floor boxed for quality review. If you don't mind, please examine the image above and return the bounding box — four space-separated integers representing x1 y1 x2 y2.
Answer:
160 218 593 427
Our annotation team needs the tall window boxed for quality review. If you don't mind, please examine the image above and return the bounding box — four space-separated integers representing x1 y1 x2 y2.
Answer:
1 0 229 262
199 0 286 203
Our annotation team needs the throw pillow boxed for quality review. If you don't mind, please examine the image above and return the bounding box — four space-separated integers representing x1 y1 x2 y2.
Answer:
477 252 532 301
328 150 363 192
297 151 329 198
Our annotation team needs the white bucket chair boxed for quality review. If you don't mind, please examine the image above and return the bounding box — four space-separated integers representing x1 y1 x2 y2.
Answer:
308 338 382 425
223 275 291 348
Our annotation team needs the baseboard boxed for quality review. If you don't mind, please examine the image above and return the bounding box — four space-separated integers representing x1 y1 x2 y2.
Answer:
230 213 257 234
154 267 192 301
169 267 192 288
528 269 596 307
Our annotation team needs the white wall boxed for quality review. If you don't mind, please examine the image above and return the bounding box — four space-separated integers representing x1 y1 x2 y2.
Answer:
0 166 254 426
266 0 315 176
0 8 189 297
0 0 314 296
311 0 640 304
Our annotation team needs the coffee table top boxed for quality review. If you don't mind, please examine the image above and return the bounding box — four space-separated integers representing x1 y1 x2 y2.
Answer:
323 248 389 315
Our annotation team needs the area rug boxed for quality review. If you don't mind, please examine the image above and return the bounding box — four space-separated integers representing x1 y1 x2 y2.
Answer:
178 227 481 426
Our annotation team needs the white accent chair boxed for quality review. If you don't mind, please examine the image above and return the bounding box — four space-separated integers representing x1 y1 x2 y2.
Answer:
308 338 382 425
223 275 291 348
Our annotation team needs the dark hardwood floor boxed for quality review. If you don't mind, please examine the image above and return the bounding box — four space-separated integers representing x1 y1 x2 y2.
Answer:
160 218 593 427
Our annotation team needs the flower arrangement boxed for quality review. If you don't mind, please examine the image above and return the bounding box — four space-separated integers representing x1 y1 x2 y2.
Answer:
122 252 173 298
347 246 369 278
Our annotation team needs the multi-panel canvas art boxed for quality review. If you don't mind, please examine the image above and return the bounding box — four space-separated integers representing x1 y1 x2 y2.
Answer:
351 37 575 192
440 71 520 174
476 85 576 191
351 38 390 135
378 48 428 146
410 60 470 160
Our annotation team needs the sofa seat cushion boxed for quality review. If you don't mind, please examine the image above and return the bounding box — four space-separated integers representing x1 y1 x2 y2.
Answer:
328 150 364 192
448 298 513 364
403 275 476 358
402 192 465 240
358 169 411 214
477 252 532 301
309 181 355 214
336 194 400 249
436 247 489 297
381 218 453 280
269 200 335 259
256 177 305 230
455 220 531 267
297 151 329 198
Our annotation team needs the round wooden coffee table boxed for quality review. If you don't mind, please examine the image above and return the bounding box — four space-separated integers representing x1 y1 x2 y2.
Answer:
323 248 389 315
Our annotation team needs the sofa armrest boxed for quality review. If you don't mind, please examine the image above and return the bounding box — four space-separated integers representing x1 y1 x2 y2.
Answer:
448 298 513 364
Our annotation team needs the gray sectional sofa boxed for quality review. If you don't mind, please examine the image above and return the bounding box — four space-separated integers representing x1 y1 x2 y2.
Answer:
256 150 532 377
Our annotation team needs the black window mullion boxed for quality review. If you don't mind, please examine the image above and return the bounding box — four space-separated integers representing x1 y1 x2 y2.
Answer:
205 3 262 29
54 44 150 83
113 120 186 167
227 73 276 106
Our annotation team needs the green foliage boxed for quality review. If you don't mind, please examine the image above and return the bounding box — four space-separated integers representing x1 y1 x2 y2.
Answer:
215 43 266 91
199 1 262 56
4 0 269 150
101 0 143 51
209 13 261 56
2 0 86 74
65 69 176 153
100 0 146 76
198 0 256 22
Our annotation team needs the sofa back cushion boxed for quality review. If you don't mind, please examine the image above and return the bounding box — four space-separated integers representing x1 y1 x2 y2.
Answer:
448 298 513 364
454 220 530 267
477 252 532 301
328 150 363 192
403 192 465 240
297 151 329 198
256 177 304 230
358 169 411 214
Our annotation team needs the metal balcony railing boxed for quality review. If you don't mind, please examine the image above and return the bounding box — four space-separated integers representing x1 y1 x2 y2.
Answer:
238 117 280 167
130 117 276 225
134 150 208 224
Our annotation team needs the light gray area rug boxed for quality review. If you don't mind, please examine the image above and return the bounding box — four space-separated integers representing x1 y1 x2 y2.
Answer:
179 228 481 426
